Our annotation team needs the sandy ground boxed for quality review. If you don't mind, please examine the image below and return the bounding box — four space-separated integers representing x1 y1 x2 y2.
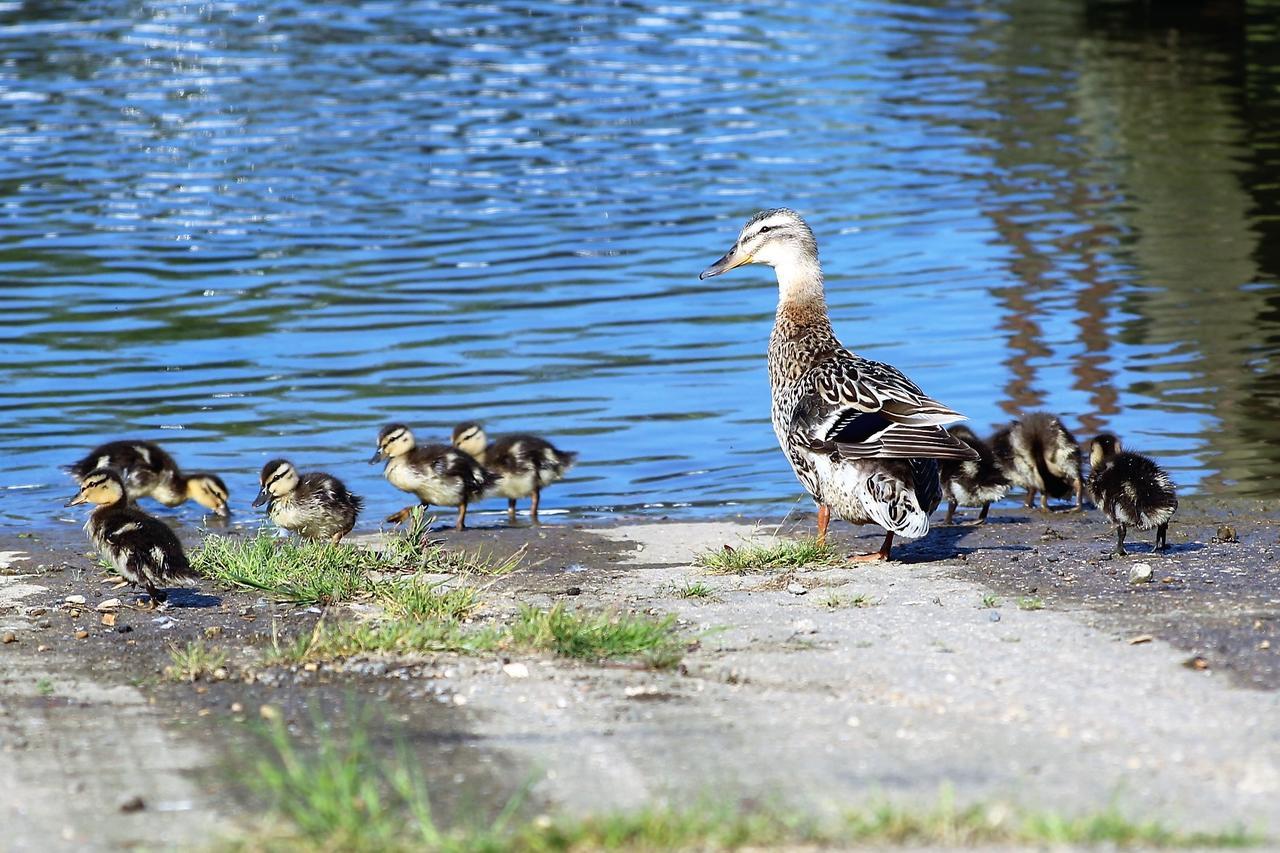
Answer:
1 499 1278 848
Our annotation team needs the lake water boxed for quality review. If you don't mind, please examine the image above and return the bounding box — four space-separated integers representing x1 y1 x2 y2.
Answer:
3 0 1279 529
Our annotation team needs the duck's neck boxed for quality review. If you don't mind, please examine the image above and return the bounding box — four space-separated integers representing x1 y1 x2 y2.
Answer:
773 253 830 319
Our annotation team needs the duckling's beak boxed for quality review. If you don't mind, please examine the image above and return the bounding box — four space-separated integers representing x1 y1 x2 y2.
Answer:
251 488 269 508
699 246 751 280
64 491 87 508
215 502 231 518
368 449 384 464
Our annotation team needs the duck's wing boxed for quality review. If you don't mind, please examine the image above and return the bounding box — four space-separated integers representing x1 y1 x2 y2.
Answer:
790 353 979 461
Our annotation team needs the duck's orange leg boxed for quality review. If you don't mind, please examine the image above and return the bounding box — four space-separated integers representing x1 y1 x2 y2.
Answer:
848 531 894 562
816 504 831 546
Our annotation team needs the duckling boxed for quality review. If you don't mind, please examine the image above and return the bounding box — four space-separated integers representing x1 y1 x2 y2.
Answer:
1087 433 1177 556
369 424 494 530
67 440 230 517
938 425 1010 525
990 412 1083 510
65 468 199 605
450 422 577 524
253 459 363 543
700 208 979 561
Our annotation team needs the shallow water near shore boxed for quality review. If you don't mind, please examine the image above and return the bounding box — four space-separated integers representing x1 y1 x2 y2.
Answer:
4 0 1280 529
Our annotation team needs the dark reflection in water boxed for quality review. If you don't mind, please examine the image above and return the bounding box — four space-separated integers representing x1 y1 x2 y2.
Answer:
2 0 1279 528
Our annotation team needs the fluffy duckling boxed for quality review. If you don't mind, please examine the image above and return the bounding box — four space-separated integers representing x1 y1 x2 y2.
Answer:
68 440 229 517
450 422 577 524
700 208 978 561
370 424 494 530
253 459 363 543
1087 433 1177 556
938 425 1010 525
990 413 1083 510
65 468 199 605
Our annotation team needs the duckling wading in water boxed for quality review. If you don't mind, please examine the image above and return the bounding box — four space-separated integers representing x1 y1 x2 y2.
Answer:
371 424 494 530
65 468 199 606
254 459 363 543
68 439 230 517
700 208 979 561
1087 433 1177 556
451 422 577 524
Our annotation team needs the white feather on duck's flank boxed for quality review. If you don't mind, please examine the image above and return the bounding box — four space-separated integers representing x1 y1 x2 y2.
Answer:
1087 433 1178 557
451 422 577 524
67 439 230 517
371 423 495 531
700 208 978 562
254 458 363 543
938 425 1010 525
65 468 198 606
990 412 1083 511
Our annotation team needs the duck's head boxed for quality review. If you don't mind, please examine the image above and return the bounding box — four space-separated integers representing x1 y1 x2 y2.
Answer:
254 459 298 507
186 473 230 517
451 421 487 459
371 423 415 463
700 208 819 280
1089 433 1122 468
66 468 126 508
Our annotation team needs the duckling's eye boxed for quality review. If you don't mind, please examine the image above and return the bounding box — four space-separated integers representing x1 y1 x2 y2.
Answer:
758 225 774 234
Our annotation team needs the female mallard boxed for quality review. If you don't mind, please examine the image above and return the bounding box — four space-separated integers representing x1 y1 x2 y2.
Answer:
68 440 230 517
450 422 577 524
939 425 1009 525
253 459 363 543
65 468 199 605
370 424 494 530
990 412 1083 510
1086 433 1177 556
700 208 978 561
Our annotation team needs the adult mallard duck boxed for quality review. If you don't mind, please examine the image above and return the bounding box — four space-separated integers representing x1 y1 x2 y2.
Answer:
253 459 363 543
65 468 199 605
370 424 494 530
67 440 230 517
700 208 978 561
450 422 577 524
939 425 1009 525
990 412 1083 510
1086 433 1177 556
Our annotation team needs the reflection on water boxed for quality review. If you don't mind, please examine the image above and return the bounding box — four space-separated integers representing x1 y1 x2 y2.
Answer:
2 0 1279 527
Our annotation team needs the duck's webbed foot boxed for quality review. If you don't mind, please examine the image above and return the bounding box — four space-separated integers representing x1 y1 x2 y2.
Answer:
970 502 991 526
848 531 894 563
943 501 957 526
385 506 417 525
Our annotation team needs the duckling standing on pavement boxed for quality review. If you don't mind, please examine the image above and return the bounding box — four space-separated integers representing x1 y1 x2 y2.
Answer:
68 440 230 517
253 459 363 543
700 208 979 561
370 424 494 530
65 468 199 606
990 412 1083 510
450 422 577 524
1087 433 1177 556
938 425 1009 525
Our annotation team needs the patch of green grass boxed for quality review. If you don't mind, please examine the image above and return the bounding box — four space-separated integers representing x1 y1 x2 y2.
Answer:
273 618 504 664
673 581 714 599
695 536 838 574
194 530 391 605
980 593 1000 609
511 603 684 669
36 678 53 696
383 507 521 576
1017 596 1045 611
242 720 1262 851
374 576 479 622
823 592 876 608
164 640 227 682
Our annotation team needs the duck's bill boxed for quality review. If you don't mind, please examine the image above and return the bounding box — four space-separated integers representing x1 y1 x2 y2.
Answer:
368 449 384 464
64 492 87 507
215 504 232 517
699 249 750 280
251 489 268 508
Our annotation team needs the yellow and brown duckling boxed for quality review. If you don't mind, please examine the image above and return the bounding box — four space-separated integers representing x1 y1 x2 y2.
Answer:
253 459 363 543
700 208 979 561
1087 433 1178 556
450 422 577 524
68 440 229 517
939 425 1010 525
990 412 1083 510
65 468 199 605
370 423 495 530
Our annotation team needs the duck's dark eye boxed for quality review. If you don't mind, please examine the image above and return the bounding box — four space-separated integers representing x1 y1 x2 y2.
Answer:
758 225 774 235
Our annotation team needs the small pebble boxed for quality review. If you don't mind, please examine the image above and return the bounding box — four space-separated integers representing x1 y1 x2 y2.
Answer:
565 587 582 596
988 611 1001 623
259 704 280 721
74 630 89 640
786 581 807 596
1 632 16 644
118 795 145 814
503 662 530 679
1129 563 1154 585
95 598 121 612
64 595 86 606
